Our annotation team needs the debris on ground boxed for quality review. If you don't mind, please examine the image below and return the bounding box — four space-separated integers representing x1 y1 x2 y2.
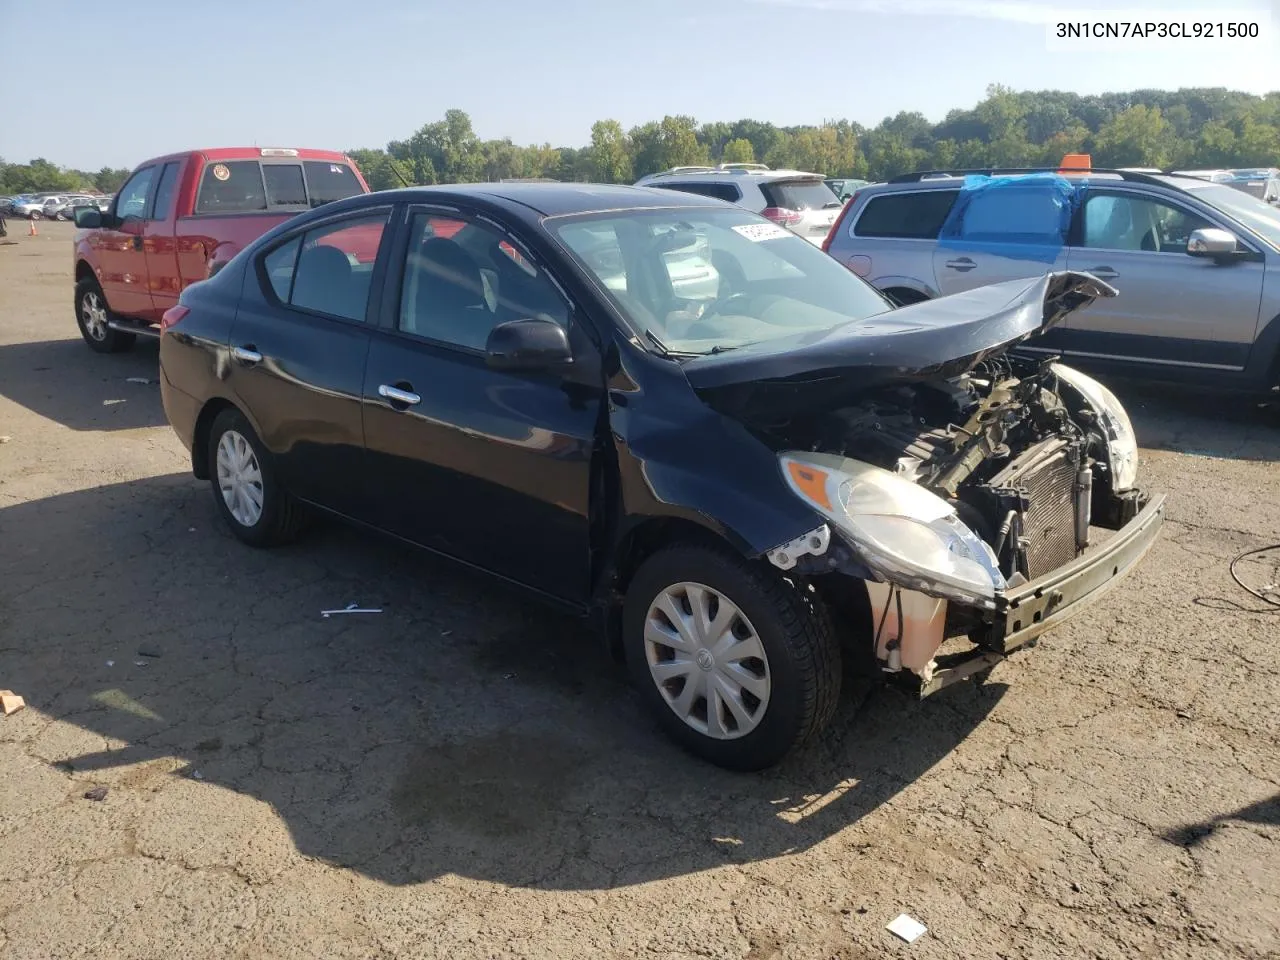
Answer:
191 769 204 780
137 645 163 659
83 786 108 802
886 914 928 944
195 737 222 753
102 399 125 406
133 661 148 667
0 690 25 715
105 660 114 667
321 602 383 617
0 435 10 443
125 377 154 384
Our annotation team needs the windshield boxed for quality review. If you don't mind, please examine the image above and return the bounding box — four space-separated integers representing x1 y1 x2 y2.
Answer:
1185 182 1280 251
551 207 892 355
761 179 843 211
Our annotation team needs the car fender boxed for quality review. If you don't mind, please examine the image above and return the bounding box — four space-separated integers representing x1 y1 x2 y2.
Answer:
868 273 939 300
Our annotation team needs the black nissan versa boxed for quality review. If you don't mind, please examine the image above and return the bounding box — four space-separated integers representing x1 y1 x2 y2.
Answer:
158 183 1165 770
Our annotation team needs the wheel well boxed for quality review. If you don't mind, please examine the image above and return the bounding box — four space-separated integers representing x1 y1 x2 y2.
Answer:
75 260 96 284
190 398 238 480
883 286 930 307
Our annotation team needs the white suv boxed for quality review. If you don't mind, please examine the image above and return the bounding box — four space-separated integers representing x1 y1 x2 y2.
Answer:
635 164 843 245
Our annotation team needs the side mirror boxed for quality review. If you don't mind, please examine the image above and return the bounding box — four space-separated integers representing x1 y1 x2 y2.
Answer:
1186 227 1238 259
485 318 573 372
73 207 102 229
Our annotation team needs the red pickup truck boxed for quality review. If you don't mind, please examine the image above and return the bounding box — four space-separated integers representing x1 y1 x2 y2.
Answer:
72 147 371 353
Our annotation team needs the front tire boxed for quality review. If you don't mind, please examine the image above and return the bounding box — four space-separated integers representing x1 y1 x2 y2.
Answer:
206 409 307 547
622 544 841 771
75 278 135 353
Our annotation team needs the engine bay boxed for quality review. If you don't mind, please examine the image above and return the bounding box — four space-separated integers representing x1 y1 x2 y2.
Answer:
762 355 1120 585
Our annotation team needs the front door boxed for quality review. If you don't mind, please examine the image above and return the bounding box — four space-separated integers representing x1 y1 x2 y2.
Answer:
141 160 184 319
225 207 394 517
1064 190 1265 372
96 165 156 318
361 208 603 604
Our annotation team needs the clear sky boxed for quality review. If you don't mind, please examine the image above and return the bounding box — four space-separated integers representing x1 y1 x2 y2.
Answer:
1 0 1276 170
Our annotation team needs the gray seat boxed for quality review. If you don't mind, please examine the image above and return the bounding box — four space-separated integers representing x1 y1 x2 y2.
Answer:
292 244 361 319
409 238 491 349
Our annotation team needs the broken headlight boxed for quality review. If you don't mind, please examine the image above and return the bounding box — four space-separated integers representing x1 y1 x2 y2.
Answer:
779 452 1006 609
1052 363 1138 492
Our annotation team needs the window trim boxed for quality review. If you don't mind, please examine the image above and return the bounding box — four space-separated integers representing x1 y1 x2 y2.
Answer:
382 203 575 358
253 204 396 326
1071 187 1261 257
146 161 181 221
111 165 157 223
849 187 961 241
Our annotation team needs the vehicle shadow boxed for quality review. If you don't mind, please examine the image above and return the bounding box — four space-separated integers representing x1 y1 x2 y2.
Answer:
1163 792 1280 847
0 337 164 432
1106 378 1280 462
1 475 1003 890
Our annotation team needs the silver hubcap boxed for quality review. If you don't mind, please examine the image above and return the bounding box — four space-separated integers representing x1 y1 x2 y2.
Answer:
81 292 108 341
643 582 771 740
216 430 264 527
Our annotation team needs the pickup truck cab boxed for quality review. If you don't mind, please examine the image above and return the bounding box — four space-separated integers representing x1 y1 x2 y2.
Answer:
72 147 371 352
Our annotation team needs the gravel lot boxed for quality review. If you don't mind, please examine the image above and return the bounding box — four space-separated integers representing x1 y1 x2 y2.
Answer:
1 222 1277 960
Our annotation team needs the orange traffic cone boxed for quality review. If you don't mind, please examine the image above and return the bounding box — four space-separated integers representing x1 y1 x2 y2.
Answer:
28 218 37 237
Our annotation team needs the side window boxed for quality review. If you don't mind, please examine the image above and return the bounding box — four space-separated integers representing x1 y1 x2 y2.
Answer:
853 191 958 239
303 161 365 206
261 212 389 322
653 182 741 203
114 167 155 220
399 213 568 351
262 164 307 207
149 162 180 221
195 160 267 214
1082 194 1212 254
953 185 1070 245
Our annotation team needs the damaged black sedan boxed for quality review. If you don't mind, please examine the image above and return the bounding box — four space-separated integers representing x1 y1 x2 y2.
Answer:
159 184 1164 770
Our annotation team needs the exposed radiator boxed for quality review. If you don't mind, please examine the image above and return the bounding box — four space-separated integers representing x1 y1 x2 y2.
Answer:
985 437 1087 579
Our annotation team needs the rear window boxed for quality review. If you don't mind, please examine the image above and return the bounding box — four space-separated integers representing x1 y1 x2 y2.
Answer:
195 158 364 214
651 182 742 203
760 179 841 211
854 190 959 239
304 161 364 206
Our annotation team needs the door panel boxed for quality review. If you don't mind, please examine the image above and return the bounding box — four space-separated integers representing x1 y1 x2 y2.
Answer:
361 208 602 603
1064 191 1265 369
224 210 392 517
142 160 184 319
98 165 157 317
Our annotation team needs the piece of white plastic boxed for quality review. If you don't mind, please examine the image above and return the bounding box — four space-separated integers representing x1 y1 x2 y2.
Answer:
887 914 927 944
321 602 383 618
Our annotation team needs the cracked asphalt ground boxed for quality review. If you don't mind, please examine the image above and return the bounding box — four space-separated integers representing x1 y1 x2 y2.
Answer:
1 223 1278 960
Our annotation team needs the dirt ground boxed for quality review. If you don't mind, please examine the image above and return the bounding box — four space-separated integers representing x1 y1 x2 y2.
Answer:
1 221 1277 960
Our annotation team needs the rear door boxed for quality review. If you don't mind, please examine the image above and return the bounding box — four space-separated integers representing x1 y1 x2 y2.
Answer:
1062 189 1265 371
759 177 844 245
835 188 959 299
96 165 157 317
930 181 1071 297
141 159 184 319
360 206 604 603
225 206 394 518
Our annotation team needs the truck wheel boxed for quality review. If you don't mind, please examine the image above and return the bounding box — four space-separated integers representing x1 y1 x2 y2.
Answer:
75 278 135 353
206 408 308 548
622 544 841 771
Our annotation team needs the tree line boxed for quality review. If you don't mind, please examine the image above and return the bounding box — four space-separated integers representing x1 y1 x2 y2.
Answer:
5 86 1278 196
0 158 131 196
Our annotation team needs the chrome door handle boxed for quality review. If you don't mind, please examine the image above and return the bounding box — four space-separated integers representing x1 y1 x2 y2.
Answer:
944 257 976 271
231 345 263 364
378 383 421 406
1085 266 1119 279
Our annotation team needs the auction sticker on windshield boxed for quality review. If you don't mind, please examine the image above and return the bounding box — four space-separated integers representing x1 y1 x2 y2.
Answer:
733 222 791 242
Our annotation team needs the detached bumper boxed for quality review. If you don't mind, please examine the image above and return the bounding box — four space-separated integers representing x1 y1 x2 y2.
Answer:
991 494 1166 654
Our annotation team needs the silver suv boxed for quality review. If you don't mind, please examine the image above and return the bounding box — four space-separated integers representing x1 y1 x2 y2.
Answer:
824 168 1280 395
636 164 843 246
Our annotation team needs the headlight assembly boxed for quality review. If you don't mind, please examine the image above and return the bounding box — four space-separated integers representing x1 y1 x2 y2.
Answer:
779 452 1006 608
1052 363 1138 492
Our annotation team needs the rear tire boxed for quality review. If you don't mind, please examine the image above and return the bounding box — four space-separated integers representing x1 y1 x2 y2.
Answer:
207 409 308 548
622 544 841 770
75 278 135 353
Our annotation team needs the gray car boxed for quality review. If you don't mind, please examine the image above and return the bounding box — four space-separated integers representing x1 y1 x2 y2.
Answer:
635 164 844 247
1226 168 1280 205
823 168 1280 395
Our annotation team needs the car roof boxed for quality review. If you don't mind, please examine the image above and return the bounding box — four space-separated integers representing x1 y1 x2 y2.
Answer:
363 182 725 217
131 146 353 169
639 169 824 185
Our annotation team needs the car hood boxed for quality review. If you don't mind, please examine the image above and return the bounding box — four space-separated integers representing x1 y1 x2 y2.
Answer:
683 272 1115 420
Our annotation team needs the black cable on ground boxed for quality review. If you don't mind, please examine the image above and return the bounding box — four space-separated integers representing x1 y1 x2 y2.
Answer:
1229 543 1280 609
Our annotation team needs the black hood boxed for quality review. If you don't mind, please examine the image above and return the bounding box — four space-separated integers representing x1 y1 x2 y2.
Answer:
684 272 1115 418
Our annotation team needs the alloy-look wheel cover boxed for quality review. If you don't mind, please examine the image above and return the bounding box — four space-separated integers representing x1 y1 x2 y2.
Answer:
643 581 771 740
216 430 265 527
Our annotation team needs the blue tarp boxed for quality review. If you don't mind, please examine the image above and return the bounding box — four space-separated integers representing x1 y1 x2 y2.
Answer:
937 173 1079 264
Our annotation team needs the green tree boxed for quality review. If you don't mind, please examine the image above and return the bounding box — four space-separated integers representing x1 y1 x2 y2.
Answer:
1092 105 1176 168
629 116 708 177
93 167 131 193
721 138 756 165
347 148 412 190
588 120 632 183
